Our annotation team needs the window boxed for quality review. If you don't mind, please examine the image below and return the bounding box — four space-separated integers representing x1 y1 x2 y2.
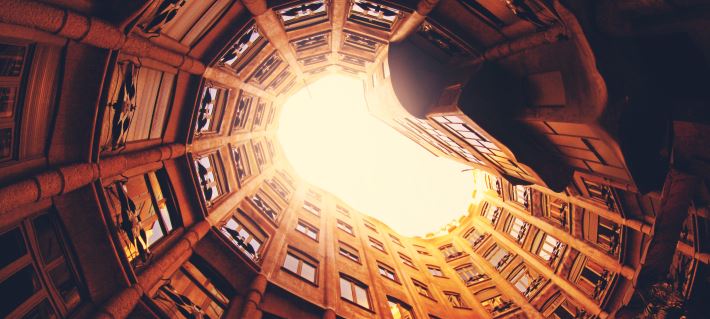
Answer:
296 219 319 241
265 177 291 202
481 295 513 315
232 90 254 132
546 197 568 228
283 249 318 284
412 279 433 298
303 200 321 216
337 219 354 235
398 253 417 269
348 0 401 31
512 185 529 208
412 118 484 164
0 212 83 318
427 265 444 277
482 203 501 225
231 144 254 187
219 23 264 72
336 205 350 217
487 246 512 270
307 189 322 201
538 234 562 263
363 220 377 232
153 258 230 319
389 234 403 247
464 227 486 248
338 242 360 263
508 217 528 243
251 191 280 222
251 140 267 171
456 264 486 285
339 275 371 309
276 0 328 30
417 249 432 256
439 244 463 260
194 152 229 206
251 99 267 130
377 262 398 282
106 171 179 266
0 42 29 162
194 84 229 135
596 216 620 255
388 297 415 319
369 237 386 252
220 209 268 261
445 292 466 308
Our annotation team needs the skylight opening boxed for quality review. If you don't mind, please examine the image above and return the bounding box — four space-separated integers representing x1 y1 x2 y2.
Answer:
277 74 475 236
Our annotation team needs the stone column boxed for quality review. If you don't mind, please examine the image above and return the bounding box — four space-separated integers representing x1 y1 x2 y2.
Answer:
96 220 211 319
323 308 337 319
240 273 268 319
0 0 205 74
483 193 637 280
0 144 185 225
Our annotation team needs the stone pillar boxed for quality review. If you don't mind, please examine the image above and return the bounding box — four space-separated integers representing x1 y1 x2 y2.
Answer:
330 0 348 65
470 217 609 319
530 186 653 235
96 220 211 319
483 193 637 280
0 144 185 225
0 0 205 74
676 241 710 265
240 273 268 319
390 0 441 42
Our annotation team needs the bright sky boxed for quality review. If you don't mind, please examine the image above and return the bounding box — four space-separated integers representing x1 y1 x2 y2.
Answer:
277 75 475 236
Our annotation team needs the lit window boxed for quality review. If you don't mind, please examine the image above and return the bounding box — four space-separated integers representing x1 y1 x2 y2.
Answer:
194 153 229 206
439 244 463 260
508 218 528 243
276 0 328 30
513 270 534 294
538 234 562 262
399 253 417 269
388 297 415 319
232 90 254 132
340 275 371 309
283 249 318 284
487 246 511 270
337 219 354 235
303 200 321 216
338 242 360 263
445 292 466 308
427 265 444 277
194 84 229 135
377 262 398 282
0 212 83 318
220 210 267 262
348 0 401 31
369 237 386 253
251 191 281 222
295 219 319 241
412 279 432 298
456 264 486 285
482 203 501 225
464 227 486 248
153 259 230 319
231 144 254 187
106 171 179 266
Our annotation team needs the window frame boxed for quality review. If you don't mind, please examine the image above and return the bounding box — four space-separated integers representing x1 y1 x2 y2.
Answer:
295 219 319 241
282 248 319 285
339 274 372 311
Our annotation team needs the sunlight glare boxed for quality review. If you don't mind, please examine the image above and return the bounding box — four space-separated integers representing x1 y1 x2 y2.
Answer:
277 75 474 236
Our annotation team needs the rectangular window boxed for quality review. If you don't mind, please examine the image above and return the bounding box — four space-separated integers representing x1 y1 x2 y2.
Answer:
307 189 322 201
363 220 377 232
512 185 529 208
232 90 254 132
340 275 371 309
399 253 416 269
348 0 400 31
427 265 444 277
508 218 528 243
283 249 318 284
445 292 466 308
337 219 354 235
265 177 291 202
487 246 511 270
231 144 253 187
417 249 432 256
106 171 179 266
483 203 501 225
456 264 485 285
154 259 230 319
220 210 267 261
412 279 432 298
439 244 463 260
389 234 403 247
0 42 29 162
336 205 350 217
251 140 267 171
387 297 415 319
513 269 534 294
276 0 328 30
464 227 486 248
546 197 568 228
296 219 319 241
0 211 83 318
538 234 562 262
369 237 386 252
303 200 321 216
377 262 398 282
251 192 280 222
194 84 229 135
194 152 228 206
338 242 360 263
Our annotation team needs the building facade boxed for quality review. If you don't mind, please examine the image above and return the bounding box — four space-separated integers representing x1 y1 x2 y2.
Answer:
1 0 709 318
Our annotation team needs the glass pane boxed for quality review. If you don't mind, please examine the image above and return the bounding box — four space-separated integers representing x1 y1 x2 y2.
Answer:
0 227 26 268
49 262 81 310
301 263 316 283
32 214 63 265
0 44 26 77
339 278 352 301
21 300 57 319
283 254 299 273
354 285 369 308
0 266 41 318
146 219 165 246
